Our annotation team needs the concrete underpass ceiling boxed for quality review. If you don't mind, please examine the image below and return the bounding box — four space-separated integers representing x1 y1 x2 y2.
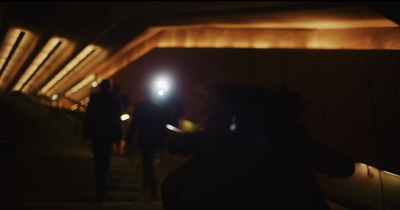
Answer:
0 2 399 109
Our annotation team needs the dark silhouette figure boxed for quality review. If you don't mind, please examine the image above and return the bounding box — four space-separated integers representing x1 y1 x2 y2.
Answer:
126 87 168 201
112 84 129 155
82 79 122 203
161 83 355 210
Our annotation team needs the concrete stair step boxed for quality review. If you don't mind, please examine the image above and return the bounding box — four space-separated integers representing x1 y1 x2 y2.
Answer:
0 153 175 207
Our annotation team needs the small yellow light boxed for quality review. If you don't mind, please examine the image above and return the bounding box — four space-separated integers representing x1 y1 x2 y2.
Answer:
51 94 58 101
121 114 130 121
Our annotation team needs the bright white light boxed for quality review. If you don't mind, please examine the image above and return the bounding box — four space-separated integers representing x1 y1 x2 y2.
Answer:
166 124 182 133
51 94 58 101
230 123 237 131
92 81 98 87
121 114 130 121
157 81 169 90
152 75 172 97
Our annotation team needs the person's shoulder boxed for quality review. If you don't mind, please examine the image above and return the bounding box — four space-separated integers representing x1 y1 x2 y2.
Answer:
89 92 100 100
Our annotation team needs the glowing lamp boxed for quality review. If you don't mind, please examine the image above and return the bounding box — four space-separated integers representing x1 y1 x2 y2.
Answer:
166 124 182 133
121 114 130 121
51 94 58 101
152 74 172 98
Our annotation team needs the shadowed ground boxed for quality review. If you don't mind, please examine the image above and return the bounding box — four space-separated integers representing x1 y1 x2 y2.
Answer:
0 92 348 209
0 92 176 209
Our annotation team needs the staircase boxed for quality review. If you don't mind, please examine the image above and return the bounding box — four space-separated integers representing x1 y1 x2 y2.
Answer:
0 152 176 210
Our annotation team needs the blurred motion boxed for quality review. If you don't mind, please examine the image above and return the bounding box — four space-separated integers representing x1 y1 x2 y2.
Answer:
162 82 355 210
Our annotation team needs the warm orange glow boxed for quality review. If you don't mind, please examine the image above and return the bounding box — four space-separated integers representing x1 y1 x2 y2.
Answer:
20 38 76 94
0 28 38 91
156 28 300 49
199 5 399 30
51 49 108 98
71 25 400 107
95 31 159 81
65 9 400 106
13 37 64 91
70 103 79 111
178 119 202 133
383 170 400 178
41 45 98 95
208 19 398 30
65 74 96 97
80 96 90 107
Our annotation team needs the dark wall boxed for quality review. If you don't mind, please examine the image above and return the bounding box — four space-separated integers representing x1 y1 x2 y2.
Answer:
111 48 400 173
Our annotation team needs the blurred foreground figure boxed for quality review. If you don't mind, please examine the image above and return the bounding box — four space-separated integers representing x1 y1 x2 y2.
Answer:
162 83 355 210
126 87 168 201
82 79 122 203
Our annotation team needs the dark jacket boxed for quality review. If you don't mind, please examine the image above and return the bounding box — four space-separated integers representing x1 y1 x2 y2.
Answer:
127 100 168 150
83 92 122 141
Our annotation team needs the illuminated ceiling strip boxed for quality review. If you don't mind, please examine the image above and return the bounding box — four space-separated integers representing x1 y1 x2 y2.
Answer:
80 96 90 107
13 39 62 91
73 26 400 106
357 162 400 178
41 45 96 94
383 170 400 178
70 104 78 111
64 74 96 97
94 26 400 88
0 31 25 77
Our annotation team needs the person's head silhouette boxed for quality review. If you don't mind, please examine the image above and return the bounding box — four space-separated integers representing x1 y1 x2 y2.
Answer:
99 79 112 92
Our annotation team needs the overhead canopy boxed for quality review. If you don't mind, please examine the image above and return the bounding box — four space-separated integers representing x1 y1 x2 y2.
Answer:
0 2 399 109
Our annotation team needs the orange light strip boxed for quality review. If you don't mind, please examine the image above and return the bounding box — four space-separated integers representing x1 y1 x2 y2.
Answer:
70 103 79 111
357 162 400 178
0 30 25 77
70 25 400 105
0 28 37 90
41 45 96 95
80 96 90 107
13 37 63 91
383 170 400 178
64 74 96 97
